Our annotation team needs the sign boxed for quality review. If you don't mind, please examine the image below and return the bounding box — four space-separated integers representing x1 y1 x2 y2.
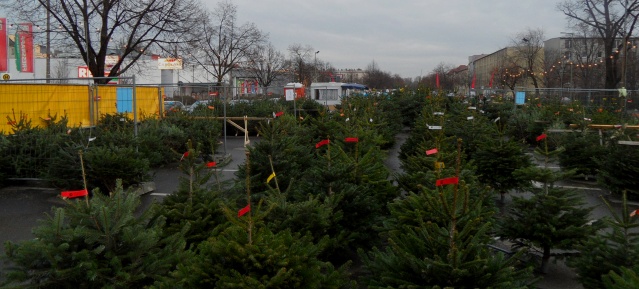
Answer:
285 89 294 101
1 73 10 80
78 66 118 84
14 23 33 73
78 66 94 78
158 57 183 70
0 18 7 72
515 91 526 105
105 55 119 66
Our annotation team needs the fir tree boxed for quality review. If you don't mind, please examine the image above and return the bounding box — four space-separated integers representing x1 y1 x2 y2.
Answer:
498 133 596 274
602 266 639 289
594 137 639 198
360 139 534 288
156 140 231 248
2 181 187 288
473 127 532 204
568 191 639 289
156 225 355 289
556 129 606 179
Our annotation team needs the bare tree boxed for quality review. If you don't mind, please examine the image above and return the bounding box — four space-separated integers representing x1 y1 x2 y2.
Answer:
558 0 639 89
287 43 314 86
51 58 69 83
497 64 525 97
4 0 206 83
191 1 266 86
317 60 336 82
245 43 289 94
364 60 394 89
511 28 545 90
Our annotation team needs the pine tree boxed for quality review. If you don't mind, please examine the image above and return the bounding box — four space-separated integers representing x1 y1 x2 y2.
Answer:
568 191 639 289
473 128 532 204
557 129 606 178
594 138 639 198
156 140 230 248
360 139 534 288
156 225 355 289
602 266 639 289
498 133 596 274
2 181 187 288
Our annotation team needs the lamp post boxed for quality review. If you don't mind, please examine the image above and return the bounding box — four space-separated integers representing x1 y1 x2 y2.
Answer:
560 32 574 88
314 50 319 82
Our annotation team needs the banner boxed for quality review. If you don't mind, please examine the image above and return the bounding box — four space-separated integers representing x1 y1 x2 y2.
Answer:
14 23 33 73
0 18 7 72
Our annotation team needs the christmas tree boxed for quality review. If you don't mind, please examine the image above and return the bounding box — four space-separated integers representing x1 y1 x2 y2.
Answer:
498 133 595 274
2 180 187 288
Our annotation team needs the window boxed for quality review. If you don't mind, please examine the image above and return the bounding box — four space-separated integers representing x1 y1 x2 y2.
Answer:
319 89 338 100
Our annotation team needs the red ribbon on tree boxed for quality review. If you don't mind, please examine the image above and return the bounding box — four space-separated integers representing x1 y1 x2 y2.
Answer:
435 177 459 186
536 134 547 142
238 204 251 217
315 139 330 148
60 189 88 198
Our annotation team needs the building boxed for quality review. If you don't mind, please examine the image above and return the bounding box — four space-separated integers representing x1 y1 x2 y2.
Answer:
309 82 368 108
469 45 545 96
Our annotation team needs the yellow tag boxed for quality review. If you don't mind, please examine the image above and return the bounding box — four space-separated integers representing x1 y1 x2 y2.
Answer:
434 161 445 169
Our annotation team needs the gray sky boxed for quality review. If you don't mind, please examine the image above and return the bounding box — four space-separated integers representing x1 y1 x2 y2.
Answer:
222 0 569 79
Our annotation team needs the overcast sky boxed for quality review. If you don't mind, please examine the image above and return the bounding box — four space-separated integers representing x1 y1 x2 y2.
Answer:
221 0 570 79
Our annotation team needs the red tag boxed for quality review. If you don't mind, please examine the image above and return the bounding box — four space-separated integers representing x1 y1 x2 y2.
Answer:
61 189 88 198
435 177 459 186
238 204 251 217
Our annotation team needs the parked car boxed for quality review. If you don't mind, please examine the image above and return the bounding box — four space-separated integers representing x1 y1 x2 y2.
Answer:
164 101 185 112
187 100 215 112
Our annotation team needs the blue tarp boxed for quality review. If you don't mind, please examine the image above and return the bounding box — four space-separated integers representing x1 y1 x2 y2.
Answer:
341 83 368 90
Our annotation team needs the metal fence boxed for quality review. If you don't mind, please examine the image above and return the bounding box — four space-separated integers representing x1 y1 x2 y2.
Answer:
513 87 639 112
0 80 297 179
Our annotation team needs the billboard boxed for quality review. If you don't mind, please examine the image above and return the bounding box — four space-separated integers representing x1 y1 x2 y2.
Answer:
158 57 183 70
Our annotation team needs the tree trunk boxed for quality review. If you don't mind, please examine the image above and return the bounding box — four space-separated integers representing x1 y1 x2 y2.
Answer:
540 245 551 274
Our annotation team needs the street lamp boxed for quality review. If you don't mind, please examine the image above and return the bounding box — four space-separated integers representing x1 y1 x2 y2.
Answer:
314 50 319 82
560 32 574 88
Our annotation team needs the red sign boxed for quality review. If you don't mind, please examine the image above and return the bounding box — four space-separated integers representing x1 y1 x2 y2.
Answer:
0 18 7 72
15 23 33 73
78 66 118 84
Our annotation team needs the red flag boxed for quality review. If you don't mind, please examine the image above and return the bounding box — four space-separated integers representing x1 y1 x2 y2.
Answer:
471 73 476 89
180 151 189 160
238 204 250 217
206 161 216 168
536 134 547 142
436 177 459 186
61 189 88 198
436 73 440 89
0 18 7 72
315 139 330 148
426 148 438 155
344 137 359 143
275 111 284 117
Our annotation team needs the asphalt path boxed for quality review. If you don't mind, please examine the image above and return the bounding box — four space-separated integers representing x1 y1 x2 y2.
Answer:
0 133 633 289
